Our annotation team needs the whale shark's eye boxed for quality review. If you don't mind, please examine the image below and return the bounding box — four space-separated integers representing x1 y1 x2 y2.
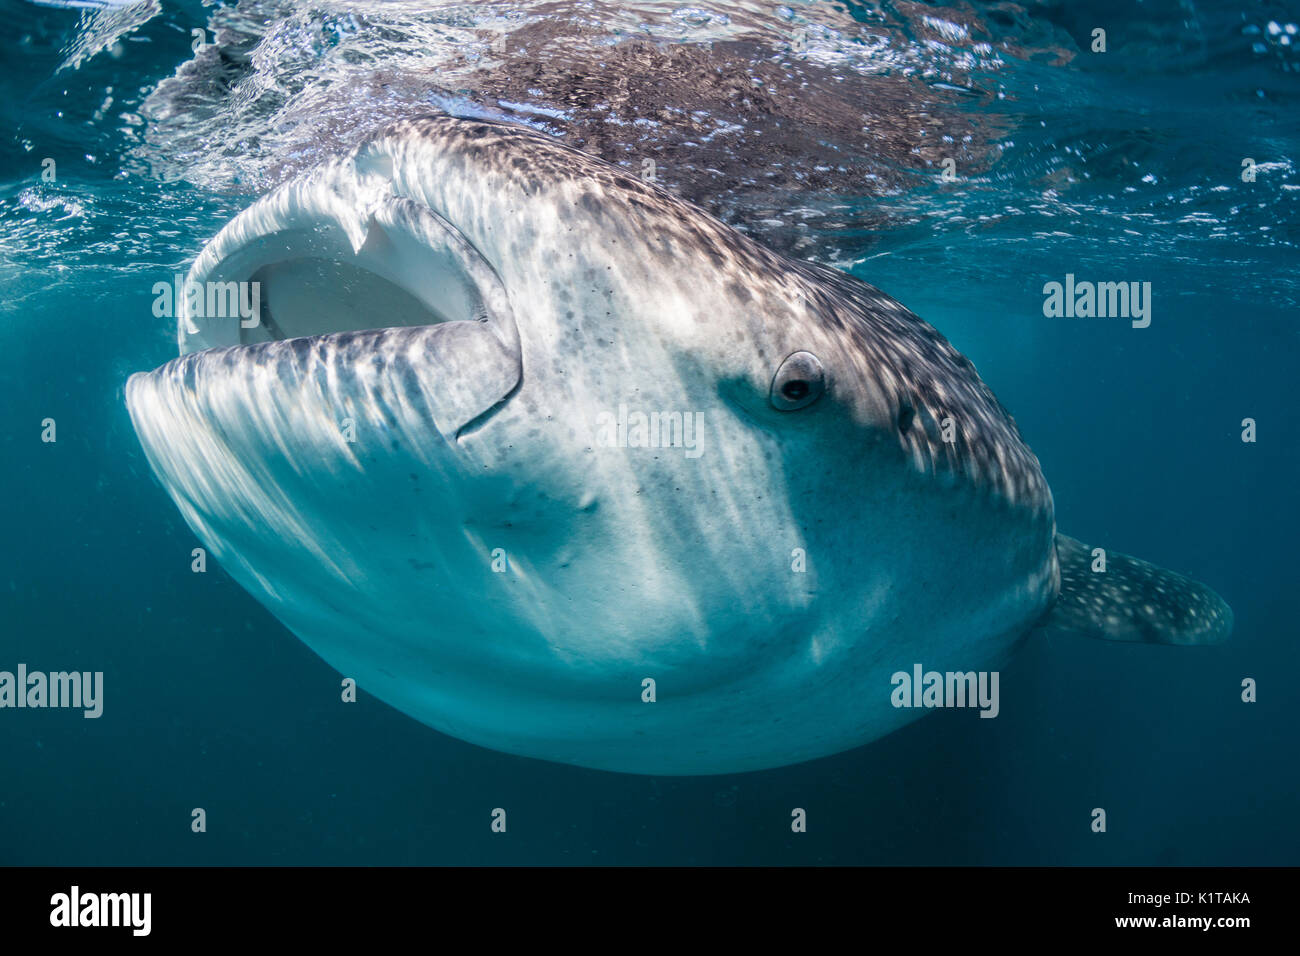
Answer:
771 351 825 411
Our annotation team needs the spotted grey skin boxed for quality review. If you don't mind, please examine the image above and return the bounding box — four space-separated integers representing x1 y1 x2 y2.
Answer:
365 118 1052 507
125 116 1230 775
1049 536 1232 645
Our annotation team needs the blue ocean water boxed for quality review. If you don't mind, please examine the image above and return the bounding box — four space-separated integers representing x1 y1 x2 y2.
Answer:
1 0 1297 864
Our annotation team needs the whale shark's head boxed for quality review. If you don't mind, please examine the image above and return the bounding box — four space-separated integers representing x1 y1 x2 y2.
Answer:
127 117 1056 774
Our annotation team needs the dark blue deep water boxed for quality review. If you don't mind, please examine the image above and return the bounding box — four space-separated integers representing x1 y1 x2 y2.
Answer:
1 0 1297 864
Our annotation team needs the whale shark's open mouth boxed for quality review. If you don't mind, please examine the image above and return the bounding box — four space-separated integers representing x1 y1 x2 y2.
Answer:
168 155 523 440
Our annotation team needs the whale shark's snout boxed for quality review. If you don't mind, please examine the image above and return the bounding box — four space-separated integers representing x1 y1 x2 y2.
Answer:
127 116 1230 775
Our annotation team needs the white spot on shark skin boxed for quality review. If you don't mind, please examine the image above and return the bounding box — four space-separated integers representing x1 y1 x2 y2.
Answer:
125 117 1228 774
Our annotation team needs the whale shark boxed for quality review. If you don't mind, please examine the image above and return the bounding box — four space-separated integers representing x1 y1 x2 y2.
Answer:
125 116 1232 775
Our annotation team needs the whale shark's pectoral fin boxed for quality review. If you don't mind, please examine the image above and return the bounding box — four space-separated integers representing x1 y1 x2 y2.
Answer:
1040 534 1233 645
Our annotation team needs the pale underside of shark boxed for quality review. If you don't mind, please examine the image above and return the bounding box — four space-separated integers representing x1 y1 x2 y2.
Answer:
126 116 1232 775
